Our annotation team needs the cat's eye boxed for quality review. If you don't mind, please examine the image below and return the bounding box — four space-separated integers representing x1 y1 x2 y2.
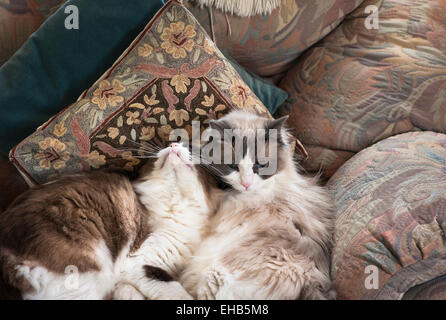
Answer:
253 163 267 173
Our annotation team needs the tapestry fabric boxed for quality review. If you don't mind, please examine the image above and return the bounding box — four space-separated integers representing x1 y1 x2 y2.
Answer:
329 131 446 299
9 0 272 185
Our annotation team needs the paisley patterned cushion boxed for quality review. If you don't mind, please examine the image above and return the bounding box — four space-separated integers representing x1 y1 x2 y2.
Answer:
9 0 271 185
183 0 364 77
278 0 446 178
403 275 446 300
328 131 446 300
0 0 65 66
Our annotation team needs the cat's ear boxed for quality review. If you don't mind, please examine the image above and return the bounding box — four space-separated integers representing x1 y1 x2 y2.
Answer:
209 120 230 138
267 116 289 130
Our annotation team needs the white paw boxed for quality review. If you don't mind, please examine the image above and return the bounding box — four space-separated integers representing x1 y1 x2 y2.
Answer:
113 283 145 300
15 265 48 294
196 270 224 300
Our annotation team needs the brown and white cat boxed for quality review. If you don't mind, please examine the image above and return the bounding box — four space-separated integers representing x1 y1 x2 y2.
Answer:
181 110 336 300
0 143 221 300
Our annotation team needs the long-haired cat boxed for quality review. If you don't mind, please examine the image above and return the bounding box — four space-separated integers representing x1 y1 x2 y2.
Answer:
181 110 335 300
0 143 220 299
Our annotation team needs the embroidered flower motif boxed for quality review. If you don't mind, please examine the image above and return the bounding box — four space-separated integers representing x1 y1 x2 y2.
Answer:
161 21 196 59
203 40 214 54
34 137 70 170
157 124 173 142
85 150 106 169
138 43 154 57
229 78 256 109
121 151 140 171
170 74 190 93
126 111 141 125
144 93 160 106
91 79 126 110
107 127 119 139
201 94 215 107
169 109 190 127
53 122 67 137
140 126 155 141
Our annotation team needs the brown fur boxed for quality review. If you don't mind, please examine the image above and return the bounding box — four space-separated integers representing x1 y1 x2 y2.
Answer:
0 170 150 297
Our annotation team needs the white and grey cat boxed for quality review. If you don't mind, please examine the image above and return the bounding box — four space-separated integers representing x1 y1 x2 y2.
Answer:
180 110 336 300
0 143 221 299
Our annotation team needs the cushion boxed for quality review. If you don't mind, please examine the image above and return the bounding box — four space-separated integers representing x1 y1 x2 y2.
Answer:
277 0 446 179
328 131 446 300
184 0 364 77
9 0 273 185
0 0 165 154
0 0 65 66
0 0 287 155
403 275 446 300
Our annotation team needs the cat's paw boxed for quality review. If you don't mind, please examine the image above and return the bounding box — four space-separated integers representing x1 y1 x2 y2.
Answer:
113 283 145 300
196 270 225 300
15 265 48 294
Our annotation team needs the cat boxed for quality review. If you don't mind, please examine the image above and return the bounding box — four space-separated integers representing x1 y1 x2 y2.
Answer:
0 142 221 300
180 110 336 300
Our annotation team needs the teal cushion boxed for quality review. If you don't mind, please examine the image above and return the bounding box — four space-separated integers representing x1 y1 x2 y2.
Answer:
0 0 287 154
0 0 164 154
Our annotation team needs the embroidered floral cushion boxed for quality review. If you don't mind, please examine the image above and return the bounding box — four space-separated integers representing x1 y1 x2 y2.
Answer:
0 0 165 154
9 0 272 185
277 0 446 179
184 0 364 77
328 132 446 299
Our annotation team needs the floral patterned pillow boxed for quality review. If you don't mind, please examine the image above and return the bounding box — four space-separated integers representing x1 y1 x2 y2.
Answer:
9 0 271 185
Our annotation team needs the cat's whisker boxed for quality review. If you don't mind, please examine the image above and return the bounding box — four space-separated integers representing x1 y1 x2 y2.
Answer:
199 163 226 176
125 139 162 152
126 155 159 159
118 148 158 154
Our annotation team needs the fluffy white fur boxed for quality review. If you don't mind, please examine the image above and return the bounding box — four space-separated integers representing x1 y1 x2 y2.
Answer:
20 241 130 300
17 144 215 300
113 143 214 299
180 111 335 300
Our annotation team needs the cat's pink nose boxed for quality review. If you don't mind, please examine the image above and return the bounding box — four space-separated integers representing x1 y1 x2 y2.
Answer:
242 182 251 190
170 143 180 148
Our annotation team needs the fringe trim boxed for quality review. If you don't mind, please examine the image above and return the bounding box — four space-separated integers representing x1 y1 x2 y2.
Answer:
194 0 282 17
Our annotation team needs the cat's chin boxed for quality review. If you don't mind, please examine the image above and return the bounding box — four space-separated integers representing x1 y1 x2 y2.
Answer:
157 148 193 171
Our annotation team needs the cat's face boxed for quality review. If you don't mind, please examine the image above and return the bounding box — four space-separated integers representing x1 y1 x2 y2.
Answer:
203 111 289 193
222 149 273 192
